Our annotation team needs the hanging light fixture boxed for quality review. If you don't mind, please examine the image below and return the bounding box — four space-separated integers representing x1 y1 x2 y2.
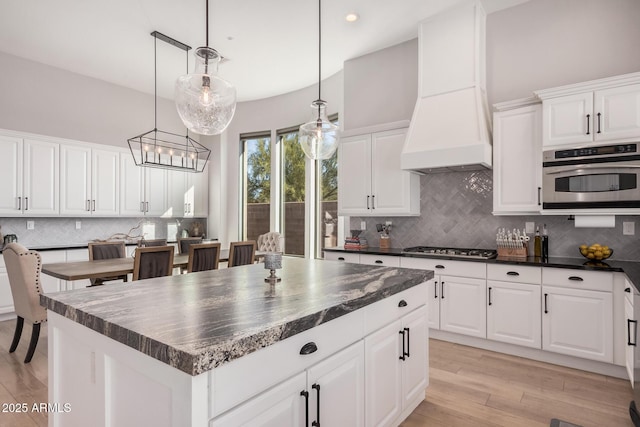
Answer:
175 0 236 135
299 0 338 160
128 32 211 173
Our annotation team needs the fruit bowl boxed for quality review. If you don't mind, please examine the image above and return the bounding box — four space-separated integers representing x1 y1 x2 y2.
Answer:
579 244 613 261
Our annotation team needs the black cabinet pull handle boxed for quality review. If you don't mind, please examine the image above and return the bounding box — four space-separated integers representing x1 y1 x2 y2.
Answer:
537 187 541 206
434 281 438 299
404 327 410 358
337 257 345 261
441 281 445 299
568 276 583 281
597 112 601 134
18 196 21 211
628 319 638 346
506 271 519 276
488 287 492 306
311 384 320 427
399 330 406 360
25 197 28 211
435 264 445 269
300 342 318 355
398 300 407 308
544 293 548 313
625 288 631 293
586 114 591 135
375 260 383 264
366 195 370 209
300 390 309 427
371 195 375 209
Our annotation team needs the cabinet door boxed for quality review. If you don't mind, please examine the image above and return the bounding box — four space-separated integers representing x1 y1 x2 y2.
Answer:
60 145 91 216
365 319 402 427
92 149 120 216
487 280 541 349
189 165 209 217
440 276 487 338
39 250 66 294
338 134 371 215
625 296 635 386
23 139 59 215
427 278 440 330
401 306 428 409
307 342 364 427
120 154 145 216
145 168 168 216
542 286 613 362
167 170 187 218
212 371 306 427
0 135 23 215
594 84 640 141
493 104 542 214
371 128 417 215
64 249 91 290
542 93 593 147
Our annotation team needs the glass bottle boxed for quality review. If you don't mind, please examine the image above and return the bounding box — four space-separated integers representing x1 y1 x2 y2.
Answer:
542 223 549 260
534 226 542 257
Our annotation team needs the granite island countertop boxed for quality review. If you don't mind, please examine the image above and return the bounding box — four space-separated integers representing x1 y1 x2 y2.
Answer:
40 257 432 376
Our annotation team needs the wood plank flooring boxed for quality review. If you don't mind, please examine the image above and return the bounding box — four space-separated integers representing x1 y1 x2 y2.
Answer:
0 319 634 426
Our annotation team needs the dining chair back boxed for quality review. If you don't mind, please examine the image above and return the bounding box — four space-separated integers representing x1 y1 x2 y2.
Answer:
228 241 257 267
2 243 46 363
178 237 204 254
187 242 221 273
132 246 175 281
257 232 284 253
138 238 168 248
87 241 128 286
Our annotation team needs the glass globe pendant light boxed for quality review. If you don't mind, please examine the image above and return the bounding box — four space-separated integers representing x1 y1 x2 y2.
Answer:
175 0 236 135
299 0 338 160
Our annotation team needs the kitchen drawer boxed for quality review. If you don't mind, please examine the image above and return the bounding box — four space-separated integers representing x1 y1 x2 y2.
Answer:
324 251 360 263
359 253 400 267
487 264 541 284
400 257 486 279
542 267 613 292
210 308 365 418
363 282 427 335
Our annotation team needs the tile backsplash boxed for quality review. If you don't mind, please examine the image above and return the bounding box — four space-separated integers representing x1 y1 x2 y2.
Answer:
0 217 208 248
351 170 640 261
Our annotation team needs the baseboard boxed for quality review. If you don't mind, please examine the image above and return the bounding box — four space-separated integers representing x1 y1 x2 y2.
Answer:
430 329 628 380
0 312 16 323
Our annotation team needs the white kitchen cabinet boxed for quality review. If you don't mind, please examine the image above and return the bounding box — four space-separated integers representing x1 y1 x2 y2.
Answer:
365 305 427 427
39 250 66 294
64 249 91 290
168 166 209 218
145 168 169 216
535 73 640 147
324 251 360 264
167 169 187 217
0 136 59 216
338 127 420 216
359 254 400 268
492 101 542 215
120 154 168 216
625 292 636 386
60 145 119 216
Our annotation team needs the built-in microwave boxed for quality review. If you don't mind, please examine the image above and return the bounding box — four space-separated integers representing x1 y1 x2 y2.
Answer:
542 143 640 209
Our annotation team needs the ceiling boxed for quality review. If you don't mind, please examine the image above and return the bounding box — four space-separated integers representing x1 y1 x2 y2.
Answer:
0 0 529 102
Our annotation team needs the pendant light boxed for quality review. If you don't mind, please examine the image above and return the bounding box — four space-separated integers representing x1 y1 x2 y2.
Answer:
299 0 338 160
175 0 236 135
128 32 211 173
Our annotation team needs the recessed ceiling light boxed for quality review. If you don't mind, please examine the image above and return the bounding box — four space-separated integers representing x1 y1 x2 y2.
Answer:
345 12 359 22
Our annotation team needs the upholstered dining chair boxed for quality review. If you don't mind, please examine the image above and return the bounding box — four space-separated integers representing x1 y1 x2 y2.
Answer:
138 238 168 248
177 237 204 255
228 241 257 267
257 232 284 253
2 243 47 363
132 246 175 281
187 242 221 273
87 241 128 286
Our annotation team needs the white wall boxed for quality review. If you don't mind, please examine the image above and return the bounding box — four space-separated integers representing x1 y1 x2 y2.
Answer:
211 71 343 246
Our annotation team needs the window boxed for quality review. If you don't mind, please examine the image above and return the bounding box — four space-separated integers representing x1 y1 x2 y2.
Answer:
279 128 306 257
241 132 271 242
316 114 339 257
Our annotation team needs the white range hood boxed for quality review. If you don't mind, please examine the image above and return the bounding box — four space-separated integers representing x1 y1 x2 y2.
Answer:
401 0 493 174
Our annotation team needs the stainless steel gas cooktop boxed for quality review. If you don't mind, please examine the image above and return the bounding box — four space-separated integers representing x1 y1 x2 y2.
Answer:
402 246 498 260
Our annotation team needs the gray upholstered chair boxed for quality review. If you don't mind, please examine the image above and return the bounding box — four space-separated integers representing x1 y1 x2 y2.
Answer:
88 241 128 286
138 238 168 248
2 243 47 363
187 242 221 273
132 246 175 281
177 237 204 255
257 232 284 253
228 241 257 267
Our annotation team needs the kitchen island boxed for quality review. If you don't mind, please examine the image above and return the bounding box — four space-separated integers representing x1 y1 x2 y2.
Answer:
41 257 432 426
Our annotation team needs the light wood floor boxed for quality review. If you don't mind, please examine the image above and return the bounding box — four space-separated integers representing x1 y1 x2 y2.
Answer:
0 319 634 427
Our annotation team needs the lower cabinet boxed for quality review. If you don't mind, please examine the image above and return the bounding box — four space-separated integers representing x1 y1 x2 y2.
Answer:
214 342 364 427
439 276 486 339
39 250 66 294
625 293 636 385
64 249 92 290
487 280 541 349
365 305 427 427
324 251 360 263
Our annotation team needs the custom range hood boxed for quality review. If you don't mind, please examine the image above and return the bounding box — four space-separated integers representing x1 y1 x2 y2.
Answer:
402 0 492 174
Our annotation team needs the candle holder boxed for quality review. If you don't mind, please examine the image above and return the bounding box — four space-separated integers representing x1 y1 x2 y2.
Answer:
264 252 282 282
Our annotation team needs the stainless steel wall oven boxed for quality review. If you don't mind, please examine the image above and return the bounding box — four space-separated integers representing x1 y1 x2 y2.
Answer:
542 143 640 209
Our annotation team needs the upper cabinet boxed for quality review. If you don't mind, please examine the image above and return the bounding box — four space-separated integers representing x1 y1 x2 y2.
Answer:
168 166 209 218
535 72 640 148
0 135 59 216
120 154 168 217
338 125 420 217
492 99 542 215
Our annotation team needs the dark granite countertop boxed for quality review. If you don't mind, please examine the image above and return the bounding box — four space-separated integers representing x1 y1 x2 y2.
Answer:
0 239 218 253
324 247 640 292
40 257 432 376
